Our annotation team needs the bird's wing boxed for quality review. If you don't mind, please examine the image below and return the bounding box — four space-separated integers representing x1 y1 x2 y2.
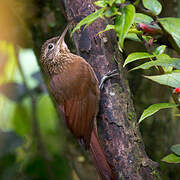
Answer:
50 58 99 148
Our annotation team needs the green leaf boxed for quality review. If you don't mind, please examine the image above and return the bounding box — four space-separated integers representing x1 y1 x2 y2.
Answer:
171 144 180 156
107 0 116 6
37 94 58 134
126 33 141 42
159 18 180 49
156 54 173 72
116 0 125 4
12 104 31 136
130 57 180 71
94 1 107 7
104 6 119 17
115 4 135 50
154 45 166 55
134 0 140 6
97 24 114 34
19 49 40 89
156 56 180 70
138 103 178 123
162 153 180 163
123 52 155 67
144 70 180 88
142 0 162 15
71 8 105 35
135 13 153 24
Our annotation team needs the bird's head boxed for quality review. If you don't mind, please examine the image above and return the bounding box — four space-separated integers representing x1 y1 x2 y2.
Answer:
40 25 70 74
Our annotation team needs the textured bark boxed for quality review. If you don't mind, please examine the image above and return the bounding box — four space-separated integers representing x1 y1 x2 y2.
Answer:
61 0 160 179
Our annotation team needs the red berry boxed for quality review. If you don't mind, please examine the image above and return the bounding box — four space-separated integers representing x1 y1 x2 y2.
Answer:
174 87 180 94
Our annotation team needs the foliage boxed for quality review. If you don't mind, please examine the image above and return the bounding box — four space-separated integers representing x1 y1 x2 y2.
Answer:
0 43 71 179
138 103 178 123
72 0 180 165
0 0 75 178
0 0 180 179
162 144 180 163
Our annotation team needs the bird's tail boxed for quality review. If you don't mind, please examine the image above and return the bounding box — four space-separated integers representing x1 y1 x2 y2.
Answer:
90 129 115 180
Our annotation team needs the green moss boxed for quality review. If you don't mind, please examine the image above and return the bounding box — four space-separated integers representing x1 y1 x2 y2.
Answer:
151 168 161 180
128 112 133 120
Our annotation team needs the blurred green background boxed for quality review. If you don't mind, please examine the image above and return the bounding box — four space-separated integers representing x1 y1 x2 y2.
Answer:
0 1 72 179
0 0 180 179
0 35 71 180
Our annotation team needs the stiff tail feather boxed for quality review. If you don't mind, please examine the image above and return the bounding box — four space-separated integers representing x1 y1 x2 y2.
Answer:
90 129 115 180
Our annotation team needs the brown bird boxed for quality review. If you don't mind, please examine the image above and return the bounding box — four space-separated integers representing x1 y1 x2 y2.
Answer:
40 25 115 180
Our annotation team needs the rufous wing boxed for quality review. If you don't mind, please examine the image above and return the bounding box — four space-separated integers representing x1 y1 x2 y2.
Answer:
50 57 100 148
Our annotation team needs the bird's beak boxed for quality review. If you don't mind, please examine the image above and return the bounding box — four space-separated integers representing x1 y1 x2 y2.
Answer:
56 24 69 48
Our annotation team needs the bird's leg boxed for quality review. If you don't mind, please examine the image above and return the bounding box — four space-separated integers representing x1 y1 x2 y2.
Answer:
78 138 86 149
99 69 119 90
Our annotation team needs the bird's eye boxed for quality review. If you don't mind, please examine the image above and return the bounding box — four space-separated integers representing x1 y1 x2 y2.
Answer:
48 43 54 50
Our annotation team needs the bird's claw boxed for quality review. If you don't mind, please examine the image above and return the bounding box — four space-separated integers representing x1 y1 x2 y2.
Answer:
99 69 119 90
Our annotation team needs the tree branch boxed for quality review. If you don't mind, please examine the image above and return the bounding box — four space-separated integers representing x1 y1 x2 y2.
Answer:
62 0 160 179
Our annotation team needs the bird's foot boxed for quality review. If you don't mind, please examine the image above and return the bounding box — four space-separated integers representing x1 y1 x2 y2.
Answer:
99 69 119 90
78 138 89 150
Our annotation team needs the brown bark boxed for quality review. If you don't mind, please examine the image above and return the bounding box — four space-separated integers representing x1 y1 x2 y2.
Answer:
61 0 160 179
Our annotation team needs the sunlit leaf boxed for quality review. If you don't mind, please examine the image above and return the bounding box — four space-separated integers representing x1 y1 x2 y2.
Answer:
0 42 17 84
12 103 31 136
115 4 135 50
97 24 114 34
130 57 180 71
162 153 180 163
156 54 173 72
107 0 116 6
94 1 107 7
171 144 180 156
144 71 180 88
155 54 180 71
0 95 16 129
153 45 166 55
138 103 177 123
104 6 119 17
0 50 8 75
134 0 140 6
123 52 155 67
37 94 58 134
135 13 153 24
71 8 105 35
19 49 39 89
142 0 162 15
116 0 125 4
159 18 180 49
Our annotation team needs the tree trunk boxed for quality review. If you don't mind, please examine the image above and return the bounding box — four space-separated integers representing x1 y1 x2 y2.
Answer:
61 0 160 179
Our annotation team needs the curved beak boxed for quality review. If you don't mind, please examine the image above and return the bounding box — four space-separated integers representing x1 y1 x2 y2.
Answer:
56 24 69 47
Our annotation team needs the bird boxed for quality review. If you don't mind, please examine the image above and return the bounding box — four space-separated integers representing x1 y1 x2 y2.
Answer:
40 25 115 180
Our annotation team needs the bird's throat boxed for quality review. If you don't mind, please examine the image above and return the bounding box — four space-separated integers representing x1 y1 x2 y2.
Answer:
47 52 76 75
